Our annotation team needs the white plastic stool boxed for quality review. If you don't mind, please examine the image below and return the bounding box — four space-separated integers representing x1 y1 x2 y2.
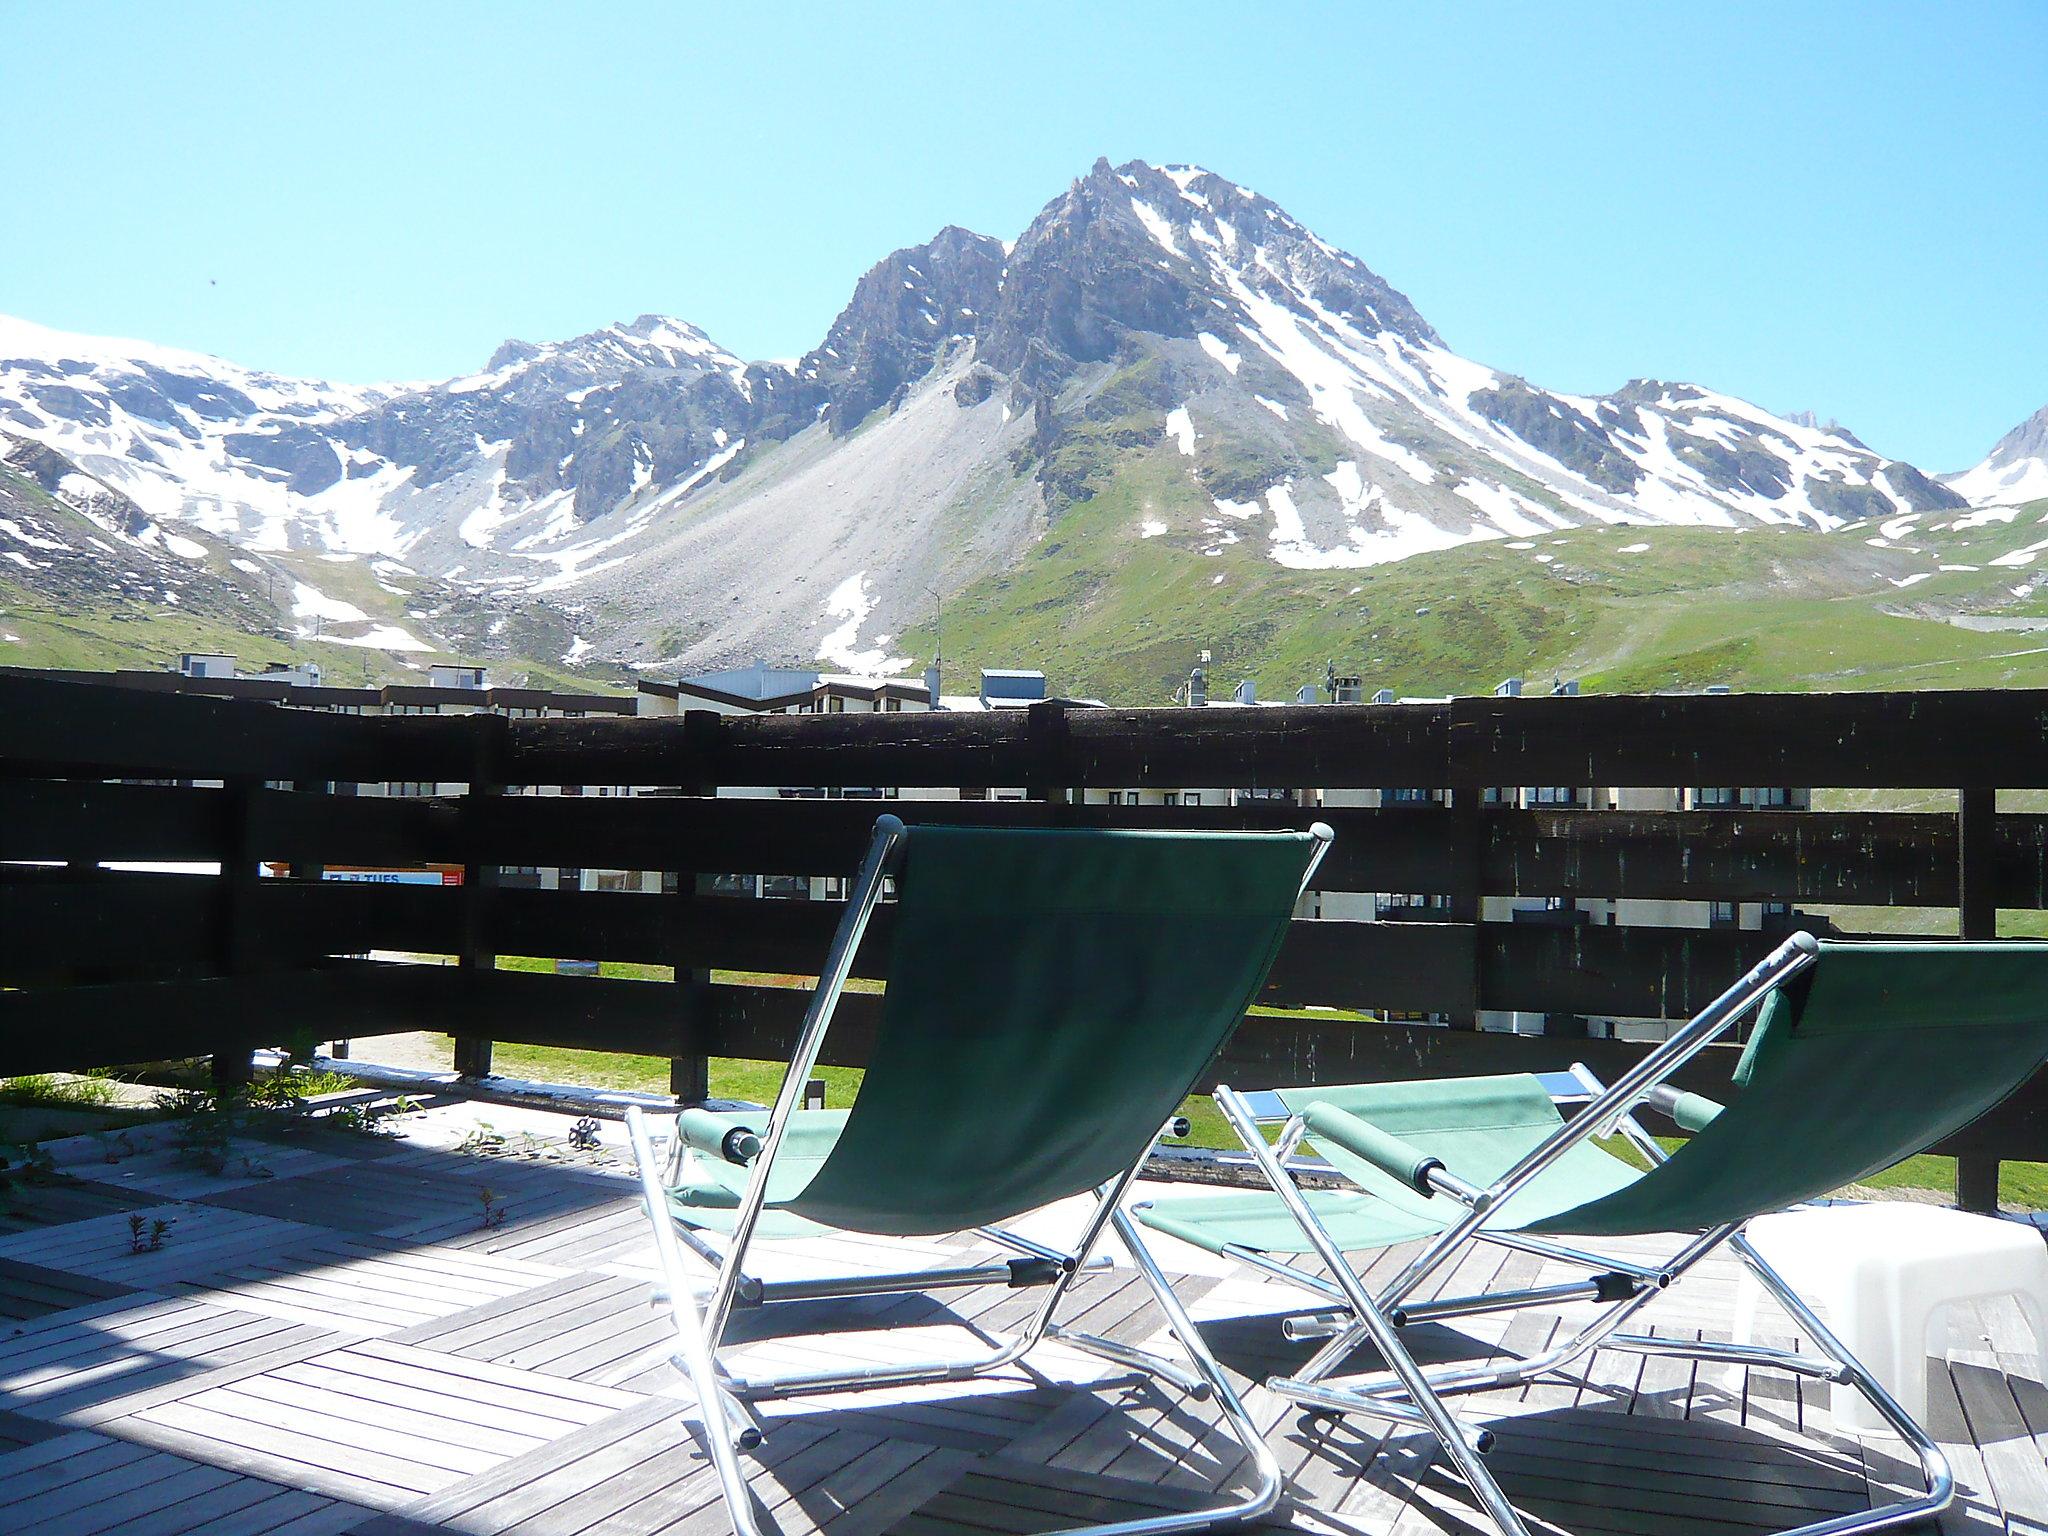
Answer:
1733 1202 2048 1434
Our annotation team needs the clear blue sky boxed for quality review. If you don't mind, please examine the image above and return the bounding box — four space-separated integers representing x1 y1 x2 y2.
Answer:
3 2 2041 470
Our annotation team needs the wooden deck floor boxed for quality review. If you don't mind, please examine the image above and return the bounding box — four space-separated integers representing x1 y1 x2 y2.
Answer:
0 1094 2039 1536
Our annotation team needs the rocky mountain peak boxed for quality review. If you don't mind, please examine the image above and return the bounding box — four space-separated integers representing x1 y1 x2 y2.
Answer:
794 226 1006 433
1986 403 2048 465
1949 401 2048 506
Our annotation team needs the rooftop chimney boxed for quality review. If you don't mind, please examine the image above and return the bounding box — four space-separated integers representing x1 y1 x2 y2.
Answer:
1495 677 1523 698
1234 679 1256 705
1295 684 1318 705
1188 666 1208 708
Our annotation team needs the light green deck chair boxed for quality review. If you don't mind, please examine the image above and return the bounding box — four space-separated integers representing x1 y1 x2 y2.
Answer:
1136 934 2048 1536
624 814 1330 1536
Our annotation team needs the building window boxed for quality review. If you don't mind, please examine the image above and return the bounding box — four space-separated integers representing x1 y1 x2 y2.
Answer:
1529 786 1582 807
1377 893 1450 917
1750 787 1792 808
1386 788 1432 806
1709 900 1738 927
1163 792 1180 808
1696 787 1739 809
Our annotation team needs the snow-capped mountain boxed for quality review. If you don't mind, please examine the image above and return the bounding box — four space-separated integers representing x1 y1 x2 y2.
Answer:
1949 404 2048 509
0 158 1991 675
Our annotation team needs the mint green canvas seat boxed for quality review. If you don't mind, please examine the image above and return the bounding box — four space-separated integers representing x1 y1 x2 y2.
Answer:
1137 1074 1641 1254
626 815 1330 1536
1154 935 2048 1536
1141 941 2048 1256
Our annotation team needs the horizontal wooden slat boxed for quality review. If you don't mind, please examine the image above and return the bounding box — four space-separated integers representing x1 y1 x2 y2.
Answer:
0 869 1827 1023
504 688 2048 790
11 674 2048 789
0 673 477 784
13 781 2048 908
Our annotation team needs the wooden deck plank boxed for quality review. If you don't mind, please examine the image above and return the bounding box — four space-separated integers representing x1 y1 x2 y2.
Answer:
1 1103 2038 1536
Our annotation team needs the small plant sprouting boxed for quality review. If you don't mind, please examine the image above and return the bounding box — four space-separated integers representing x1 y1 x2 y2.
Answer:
126 1213 173 1254
455 1122 506 1157
477 1187 509 1230
568 1117 601 1152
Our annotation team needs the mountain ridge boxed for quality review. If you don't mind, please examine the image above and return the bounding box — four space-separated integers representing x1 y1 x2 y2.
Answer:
2 157 2042 685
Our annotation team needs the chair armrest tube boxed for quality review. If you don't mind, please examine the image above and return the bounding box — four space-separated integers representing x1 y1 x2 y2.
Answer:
676 1108 764 1166
1641 1084 1724 1134
1299 1101 1444 1195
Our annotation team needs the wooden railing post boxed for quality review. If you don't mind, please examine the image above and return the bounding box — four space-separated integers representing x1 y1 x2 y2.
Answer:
670 710 720 1105
1024 699 1073 807
453 713 506 1080
211 773 260 1091
287 780 336 1054
1446 787 1484 1029
1956 785 2000 1212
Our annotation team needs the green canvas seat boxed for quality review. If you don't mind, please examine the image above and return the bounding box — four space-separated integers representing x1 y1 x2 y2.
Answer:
665 824 1314 1237
1155 935 2048 1536
1142 941 2048 1258
1137 1074 1642 1253
625 815 1329 1536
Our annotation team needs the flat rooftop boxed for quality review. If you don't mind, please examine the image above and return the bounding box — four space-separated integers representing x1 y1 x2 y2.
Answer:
0 1095 2035 1534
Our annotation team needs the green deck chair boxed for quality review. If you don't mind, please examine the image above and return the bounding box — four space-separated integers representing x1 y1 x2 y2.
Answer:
624 814 1330 1536
1135 934 2048 1536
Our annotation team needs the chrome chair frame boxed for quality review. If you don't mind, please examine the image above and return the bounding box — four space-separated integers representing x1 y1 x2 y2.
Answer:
626 814 1334 1536
1194 932 1955 1536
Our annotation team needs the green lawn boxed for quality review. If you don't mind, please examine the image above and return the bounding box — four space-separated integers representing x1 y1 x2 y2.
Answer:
423 1036 2048 1209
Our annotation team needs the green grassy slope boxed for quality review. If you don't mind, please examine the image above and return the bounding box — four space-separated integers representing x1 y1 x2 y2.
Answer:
898 459 2048 702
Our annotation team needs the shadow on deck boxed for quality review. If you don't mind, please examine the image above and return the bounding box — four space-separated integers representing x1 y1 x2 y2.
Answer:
0 1095 2035 1536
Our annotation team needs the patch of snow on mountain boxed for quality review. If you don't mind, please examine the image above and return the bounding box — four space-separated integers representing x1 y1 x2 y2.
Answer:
1140 519 1167 538
1229 285 1434 485
817 571 911 673
1197 333 1241 375
323 623 433 651
1129 201 1183 259
1991 535 2048 569
1267 473 1484 570
0 518 67 552
1164 407 1196 455
1420 347 1497 407
1953 456 2048 508
1453 480 1555 537
290 581 368 625
1952 507 2021 531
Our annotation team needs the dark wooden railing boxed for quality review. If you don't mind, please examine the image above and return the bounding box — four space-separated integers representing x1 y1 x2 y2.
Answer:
4 672 2047 1206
